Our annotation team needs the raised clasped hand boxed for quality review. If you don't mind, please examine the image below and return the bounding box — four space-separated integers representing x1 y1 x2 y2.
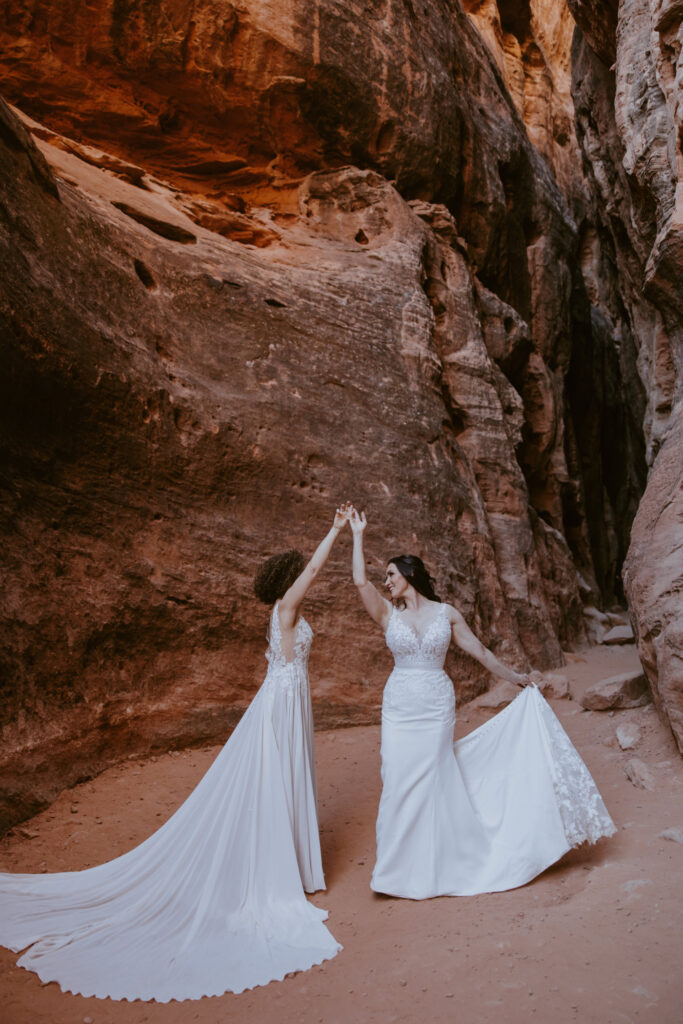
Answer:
333 502 353 530
348 506 367 533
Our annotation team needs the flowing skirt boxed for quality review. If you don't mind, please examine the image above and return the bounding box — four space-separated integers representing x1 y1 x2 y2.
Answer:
372 673 616 899
0 668 341 1001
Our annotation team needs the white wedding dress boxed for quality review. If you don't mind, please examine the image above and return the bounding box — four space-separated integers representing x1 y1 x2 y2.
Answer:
373 604 616 898
0 603 341 1001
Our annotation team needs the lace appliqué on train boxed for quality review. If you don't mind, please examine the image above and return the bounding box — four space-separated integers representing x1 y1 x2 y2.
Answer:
536 693 617 846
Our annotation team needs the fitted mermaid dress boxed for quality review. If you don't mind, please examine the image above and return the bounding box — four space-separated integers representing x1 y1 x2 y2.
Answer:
0 603 341 1001
372 604 616 899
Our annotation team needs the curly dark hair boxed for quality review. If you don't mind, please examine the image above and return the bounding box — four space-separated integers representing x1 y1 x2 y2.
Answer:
388 554 441 602
253 549 306 605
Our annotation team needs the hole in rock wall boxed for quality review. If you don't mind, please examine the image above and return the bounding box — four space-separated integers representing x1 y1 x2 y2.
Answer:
133 259 156 289
264 298 287 308
355 229 369 244
375 121 397 156
497 0 532 44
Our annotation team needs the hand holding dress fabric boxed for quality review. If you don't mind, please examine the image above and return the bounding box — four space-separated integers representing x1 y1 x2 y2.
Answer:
349 538 616 900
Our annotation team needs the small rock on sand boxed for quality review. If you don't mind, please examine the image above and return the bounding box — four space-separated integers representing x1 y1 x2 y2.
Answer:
616 723 642 750
625 758 656 791
658 827 683 844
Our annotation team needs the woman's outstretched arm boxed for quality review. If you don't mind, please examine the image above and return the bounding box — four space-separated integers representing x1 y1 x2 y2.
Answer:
350 508 393 630
446 606 531 686
279 506 349 628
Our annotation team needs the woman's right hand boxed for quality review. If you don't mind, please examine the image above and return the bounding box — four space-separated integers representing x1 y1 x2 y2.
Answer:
333 502 352 531
514 670 540 688
349 507 367 534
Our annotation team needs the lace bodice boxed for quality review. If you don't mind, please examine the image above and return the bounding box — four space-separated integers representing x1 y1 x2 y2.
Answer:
385 604 451 669
265 601 313 672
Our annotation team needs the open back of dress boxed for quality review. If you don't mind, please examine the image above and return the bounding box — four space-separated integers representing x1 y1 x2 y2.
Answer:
0 604 340 1001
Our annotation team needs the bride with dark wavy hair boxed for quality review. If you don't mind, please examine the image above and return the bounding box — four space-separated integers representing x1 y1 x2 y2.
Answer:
348 506 616 899
0 508 351 1001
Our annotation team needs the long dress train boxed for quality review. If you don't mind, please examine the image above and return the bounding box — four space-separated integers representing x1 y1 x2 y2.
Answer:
372 604 616 899
0 603 341 1001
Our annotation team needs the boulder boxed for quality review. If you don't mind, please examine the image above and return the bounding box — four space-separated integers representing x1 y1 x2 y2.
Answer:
581 671 650 710
538 673 571 700
601 624 635 645
468 681 521 712
583 606 611 644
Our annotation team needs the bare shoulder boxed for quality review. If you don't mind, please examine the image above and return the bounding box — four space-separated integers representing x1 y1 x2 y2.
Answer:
441 602 464 625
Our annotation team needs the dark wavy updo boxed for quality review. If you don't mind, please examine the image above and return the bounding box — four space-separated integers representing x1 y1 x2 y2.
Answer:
254 550 306 605
388 555 441 602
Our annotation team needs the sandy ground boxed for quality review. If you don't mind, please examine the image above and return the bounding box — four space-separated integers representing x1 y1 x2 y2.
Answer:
1 643 682 1024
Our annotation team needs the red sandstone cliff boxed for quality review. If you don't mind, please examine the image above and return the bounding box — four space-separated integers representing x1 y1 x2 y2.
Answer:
568 0 683 752
0 0 679 829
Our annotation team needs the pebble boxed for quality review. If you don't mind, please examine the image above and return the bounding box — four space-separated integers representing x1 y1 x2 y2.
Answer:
17 827 39 840
616 722 642 750
625 758 656 791
658 827 683 844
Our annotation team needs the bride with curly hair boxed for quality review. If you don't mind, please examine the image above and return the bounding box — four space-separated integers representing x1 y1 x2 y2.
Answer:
0 507 350 1001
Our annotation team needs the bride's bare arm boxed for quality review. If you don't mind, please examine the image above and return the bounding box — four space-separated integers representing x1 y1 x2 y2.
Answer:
279 506 349 627
446 605 530 686
350 508 392 630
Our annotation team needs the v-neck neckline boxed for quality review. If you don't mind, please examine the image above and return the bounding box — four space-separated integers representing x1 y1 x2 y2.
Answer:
394 604 443 645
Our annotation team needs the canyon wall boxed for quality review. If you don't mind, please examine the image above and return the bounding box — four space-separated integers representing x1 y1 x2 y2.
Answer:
567 0 683 752
0 0 677 827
